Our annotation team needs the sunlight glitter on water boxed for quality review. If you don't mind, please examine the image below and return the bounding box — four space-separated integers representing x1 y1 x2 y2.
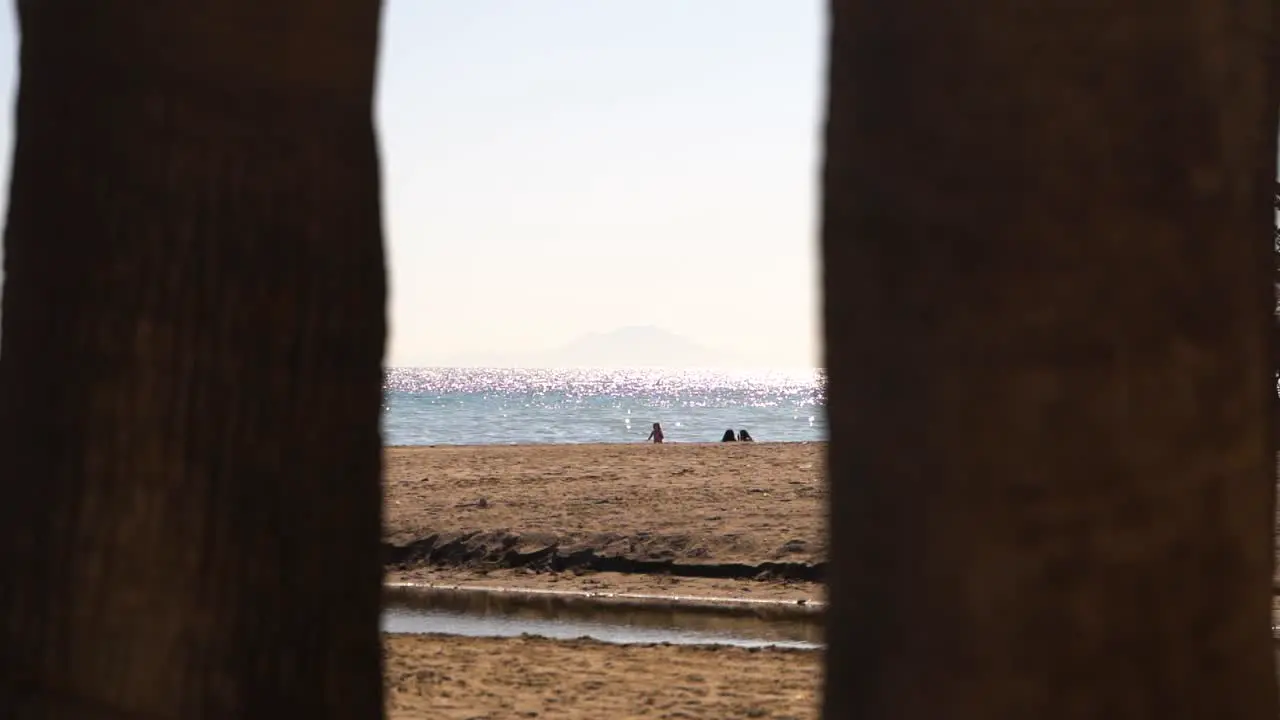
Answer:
381 367 827 445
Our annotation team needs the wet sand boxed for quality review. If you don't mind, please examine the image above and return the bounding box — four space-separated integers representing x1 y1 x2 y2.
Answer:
384 633 821 720
386 568 825 604
383 443 827 601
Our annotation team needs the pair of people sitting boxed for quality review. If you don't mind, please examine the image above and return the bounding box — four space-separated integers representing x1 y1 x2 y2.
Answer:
720 429 753 442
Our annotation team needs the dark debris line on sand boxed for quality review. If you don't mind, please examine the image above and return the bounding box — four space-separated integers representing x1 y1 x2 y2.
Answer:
383 531 825 584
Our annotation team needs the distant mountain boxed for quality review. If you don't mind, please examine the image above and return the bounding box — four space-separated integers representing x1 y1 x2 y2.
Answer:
445 326 734 369
541 326 730 368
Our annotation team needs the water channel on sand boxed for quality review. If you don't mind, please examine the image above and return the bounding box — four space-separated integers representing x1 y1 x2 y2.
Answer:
382 585 824 650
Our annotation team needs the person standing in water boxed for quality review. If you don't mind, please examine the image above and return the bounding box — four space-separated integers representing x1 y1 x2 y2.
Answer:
647 422 665 443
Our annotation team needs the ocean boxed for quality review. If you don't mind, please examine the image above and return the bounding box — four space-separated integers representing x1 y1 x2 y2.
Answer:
382 367 827 446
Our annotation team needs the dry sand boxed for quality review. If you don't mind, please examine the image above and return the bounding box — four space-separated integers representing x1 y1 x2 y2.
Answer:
383 442 827 600
384 633 821 720
383 442 826 564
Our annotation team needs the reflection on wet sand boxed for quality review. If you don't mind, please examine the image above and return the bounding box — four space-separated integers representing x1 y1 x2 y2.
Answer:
383 585 823 649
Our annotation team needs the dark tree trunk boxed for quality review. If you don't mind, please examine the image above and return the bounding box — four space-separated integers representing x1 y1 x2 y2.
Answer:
0 3 386 718
1274 180 1279 587
822 0 1277 717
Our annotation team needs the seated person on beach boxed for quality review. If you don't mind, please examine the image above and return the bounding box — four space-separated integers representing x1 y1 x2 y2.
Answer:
721 429 737 442
738 429 754 442
647 422 665 443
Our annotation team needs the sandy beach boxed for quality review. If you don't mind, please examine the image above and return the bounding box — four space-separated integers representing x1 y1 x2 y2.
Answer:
380 443 825 717
387 567 825 604
383 442 827 601
384 633 821 720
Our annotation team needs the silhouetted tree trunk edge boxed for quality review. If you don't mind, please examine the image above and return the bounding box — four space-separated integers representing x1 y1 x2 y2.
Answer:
822 0 1276 717
0 3 387 718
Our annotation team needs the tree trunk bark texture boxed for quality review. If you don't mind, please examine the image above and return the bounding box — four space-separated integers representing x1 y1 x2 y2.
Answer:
822 0 1277 718
0 2 386 718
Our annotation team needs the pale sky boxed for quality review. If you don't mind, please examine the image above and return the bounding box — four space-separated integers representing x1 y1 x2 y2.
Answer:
0 2 825 368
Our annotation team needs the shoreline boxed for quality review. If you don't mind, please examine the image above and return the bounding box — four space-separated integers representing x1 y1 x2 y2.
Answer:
384 580 825 617
383 440 826 447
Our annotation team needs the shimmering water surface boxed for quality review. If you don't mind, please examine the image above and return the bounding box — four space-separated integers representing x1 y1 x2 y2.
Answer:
381 607 821 649
382 367 826 445
381 587 823 649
